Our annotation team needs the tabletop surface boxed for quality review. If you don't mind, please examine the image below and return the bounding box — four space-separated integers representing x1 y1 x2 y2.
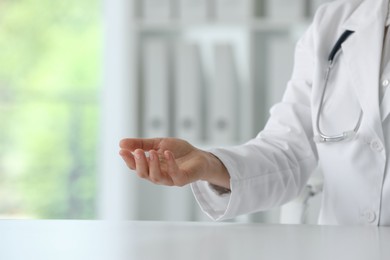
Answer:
0 220 389 260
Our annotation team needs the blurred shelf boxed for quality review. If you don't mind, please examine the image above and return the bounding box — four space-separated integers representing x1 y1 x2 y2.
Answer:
133 18 311 32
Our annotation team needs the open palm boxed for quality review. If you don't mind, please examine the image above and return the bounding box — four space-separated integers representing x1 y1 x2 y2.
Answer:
119 138 206 186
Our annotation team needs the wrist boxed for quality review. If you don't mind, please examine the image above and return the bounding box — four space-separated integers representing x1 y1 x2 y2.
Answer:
199 151 231 190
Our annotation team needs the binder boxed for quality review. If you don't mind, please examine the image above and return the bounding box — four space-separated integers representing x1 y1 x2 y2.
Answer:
266 0 305 20
209 43 239 144
174 42 203 143
142 38 170 138
178 0 209 21
266 35 295 110
142 39 194 221
215 0 252 21
141 0 172 22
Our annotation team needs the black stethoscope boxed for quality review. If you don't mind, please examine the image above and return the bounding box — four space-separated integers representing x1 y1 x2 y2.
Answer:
314 30 364 143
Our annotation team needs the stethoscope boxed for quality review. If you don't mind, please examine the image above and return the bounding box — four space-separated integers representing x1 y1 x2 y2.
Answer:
314 30 364 143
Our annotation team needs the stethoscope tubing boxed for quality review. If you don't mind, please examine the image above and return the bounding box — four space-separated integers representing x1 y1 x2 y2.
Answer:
314 30 363 143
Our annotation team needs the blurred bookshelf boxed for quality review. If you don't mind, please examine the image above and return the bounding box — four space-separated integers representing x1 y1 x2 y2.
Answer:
131 0 328 145
100 0 330 223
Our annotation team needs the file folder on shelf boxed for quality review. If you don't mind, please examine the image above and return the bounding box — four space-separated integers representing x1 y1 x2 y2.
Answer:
215 0 252 21
142 39 190 222
209 43 239 144
142 39 170 138
266 0 305 20
141 0 172 22
174 42 203 143
178 0 209 21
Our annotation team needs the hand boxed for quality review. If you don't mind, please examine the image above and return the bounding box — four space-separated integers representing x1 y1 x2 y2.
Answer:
119 138 230 189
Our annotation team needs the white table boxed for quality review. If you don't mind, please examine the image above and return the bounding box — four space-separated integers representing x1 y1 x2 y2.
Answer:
0 220 389 260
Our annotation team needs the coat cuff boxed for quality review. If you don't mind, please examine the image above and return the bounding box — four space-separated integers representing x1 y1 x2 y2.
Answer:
190 147 242 221
191 180 231 221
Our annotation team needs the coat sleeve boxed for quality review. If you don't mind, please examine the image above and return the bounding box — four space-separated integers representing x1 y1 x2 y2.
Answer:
191 23 320 221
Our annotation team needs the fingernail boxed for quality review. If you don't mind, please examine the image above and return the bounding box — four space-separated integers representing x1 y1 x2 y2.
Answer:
149 151 154 161
164 151 171 160
134 150 142 160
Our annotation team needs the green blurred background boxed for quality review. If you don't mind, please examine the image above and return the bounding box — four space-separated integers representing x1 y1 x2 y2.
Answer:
0 0 102 219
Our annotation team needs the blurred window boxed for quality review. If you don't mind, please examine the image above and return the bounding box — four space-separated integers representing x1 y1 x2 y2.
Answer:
0 0 102 219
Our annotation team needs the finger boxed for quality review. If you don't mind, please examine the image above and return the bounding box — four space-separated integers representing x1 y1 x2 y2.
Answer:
148 150 173 186
165 151 187 187
134 149 150 179
119 149 136 170
119 138 162 151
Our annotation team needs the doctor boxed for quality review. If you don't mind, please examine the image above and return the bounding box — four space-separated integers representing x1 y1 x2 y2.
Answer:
120 0 390 226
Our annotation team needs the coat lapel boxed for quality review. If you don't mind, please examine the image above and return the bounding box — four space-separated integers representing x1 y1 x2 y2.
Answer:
341 0 388 142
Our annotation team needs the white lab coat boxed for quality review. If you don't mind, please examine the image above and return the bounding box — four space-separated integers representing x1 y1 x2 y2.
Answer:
192 0 390 225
